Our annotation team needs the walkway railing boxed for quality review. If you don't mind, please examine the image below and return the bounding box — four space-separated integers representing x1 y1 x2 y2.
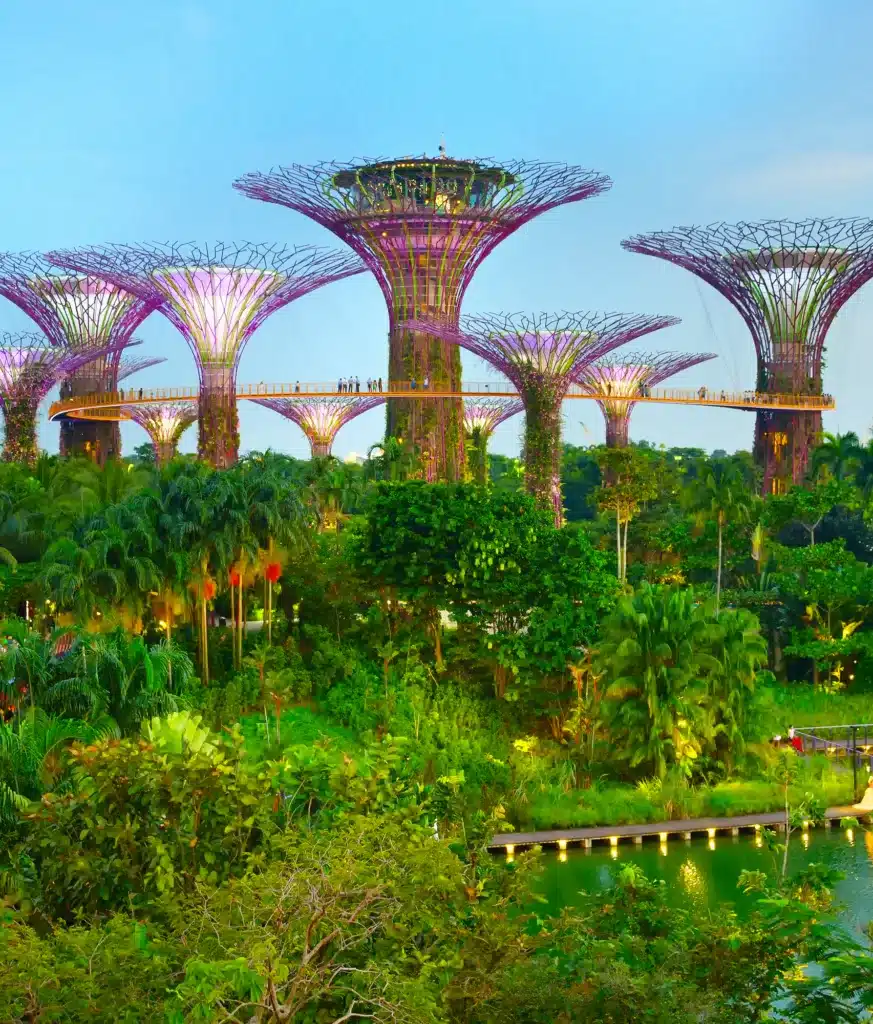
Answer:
796 724 873 800
48 382 836 422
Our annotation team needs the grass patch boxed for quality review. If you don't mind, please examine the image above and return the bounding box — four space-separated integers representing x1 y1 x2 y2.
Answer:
759 686 873 733
239 704 360 763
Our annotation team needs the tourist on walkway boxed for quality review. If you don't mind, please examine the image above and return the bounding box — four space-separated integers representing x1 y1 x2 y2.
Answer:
355 376 360 393
378 376 383 391
337 377 344 393
423 374 430 390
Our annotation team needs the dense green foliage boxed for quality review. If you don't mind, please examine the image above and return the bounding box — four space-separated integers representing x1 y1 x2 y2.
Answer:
2 440 873 1019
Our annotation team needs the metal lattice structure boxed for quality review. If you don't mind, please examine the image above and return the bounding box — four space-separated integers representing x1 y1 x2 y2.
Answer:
0 331 122 465
48 242 364 468
253 395 385 458
0 252 156 460
463 397 524 485
234 155 611 481
408 311 679 521
622 219 873 491
116 353 167 384
576 351 716 447
123 401 198 466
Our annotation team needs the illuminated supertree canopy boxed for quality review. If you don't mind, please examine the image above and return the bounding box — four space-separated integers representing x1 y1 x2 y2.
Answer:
622 219 873 491
48 242 364 469
123 401 198 467
253 396 385 458
116 353 167 385
0 252 156 461
462 397 523 485
234 155 611 482
0 331 122 465
408 311 679 522
576 351 716 447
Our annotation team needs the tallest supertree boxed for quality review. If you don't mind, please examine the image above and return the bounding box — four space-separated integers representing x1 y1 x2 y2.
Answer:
234 155 612 480
622 219 873 493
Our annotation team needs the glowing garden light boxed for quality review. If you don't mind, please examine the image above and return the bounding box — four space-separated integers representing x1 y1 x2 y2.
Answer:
48 242 364 468
235 155 611 482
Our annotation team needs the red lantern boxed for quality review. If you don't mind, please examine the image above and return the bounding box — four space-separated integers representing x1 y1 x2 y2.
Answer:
229 569 241 587
265 562 281 583
203 579 216 601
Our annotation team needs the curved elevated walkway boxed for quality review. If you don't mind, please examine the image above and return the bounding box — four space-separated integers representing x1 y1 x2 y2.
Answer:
49 382 836 422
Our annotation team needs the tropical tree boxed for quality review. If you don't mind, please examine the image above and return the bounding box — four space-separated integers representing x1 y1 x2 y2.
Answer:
810 431 861 482
686 459 752 616
594 447 658 583
595 584 717 778
765 479 857 547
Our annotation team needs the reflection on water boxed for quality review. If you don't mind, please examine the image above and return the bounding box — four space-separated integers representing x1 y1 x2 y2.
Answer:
537 828 873 939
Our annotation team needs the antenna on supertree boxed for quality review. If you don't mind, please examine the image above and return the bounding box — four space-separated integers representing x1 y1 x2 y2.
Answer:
0 331 125 465
622 219 873 492
407 311 679 523
0 251 157 461
462 397 523 485
234 156 612 482
116 351 167 385
253 395 386 459
575 351 717 448
122 401 198 467
48 242 365 468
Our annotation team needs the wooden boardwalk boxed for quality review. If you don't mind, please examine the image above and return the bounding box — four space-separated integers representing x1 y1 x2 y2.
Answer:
490 806 859 849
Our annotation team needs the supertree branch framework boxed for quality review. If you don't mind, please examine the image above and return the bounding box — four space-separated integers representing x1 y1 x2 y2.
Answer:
48 242 364 469
462 397 523 485
116 354 167 385
575 351 716 447
253 396 386 458
234 156 611 482
622 219 873 491
0 252 156 461
124 402 198 466
0 332 123 465
408 311 679 523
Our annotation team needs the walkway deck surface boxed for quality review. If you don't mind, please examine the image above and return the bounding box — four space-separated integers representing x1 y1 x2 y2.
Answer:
490 806 859 848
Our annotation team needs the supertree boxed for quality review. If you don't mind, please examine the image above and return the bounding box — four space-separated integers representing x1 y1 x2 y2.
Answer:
0 331 124 465
48 242 364 468
123 401 198 466
234 154 611 481
622 219 873 492
576 351 717 448
116 353 167 385
407 311 679 522
253 395 385 458
462 397 523 485
0 253 156 461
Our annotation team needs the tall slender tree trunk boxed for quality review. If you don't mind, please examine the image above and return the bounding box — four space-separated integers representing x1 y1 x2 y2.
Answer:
616 511 622 582
237 583 244 668
716 521 723 619
622 518 630 583
230 579 237 669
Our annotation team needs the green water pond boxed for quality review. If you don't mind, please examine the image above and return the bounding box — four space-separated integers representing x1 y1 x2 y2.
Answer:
536 827 873 939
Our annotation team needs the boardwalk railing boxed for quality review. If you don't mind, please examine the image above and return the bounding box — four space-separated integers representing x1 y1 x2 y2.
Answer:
48 382 836 422
796 723 873 800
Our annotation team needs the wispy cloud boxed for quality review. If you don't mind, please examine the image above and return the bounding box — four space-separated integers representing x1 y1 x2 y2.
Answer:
726 152 873 201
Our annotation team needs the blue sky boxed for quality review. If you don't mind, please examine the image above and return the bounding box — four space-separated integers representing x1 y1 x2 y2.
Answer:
2 0 873 460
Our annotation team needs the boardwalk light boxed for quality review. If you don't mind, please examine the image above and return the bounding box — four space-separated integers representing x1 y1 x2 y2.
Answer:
557 839 568 851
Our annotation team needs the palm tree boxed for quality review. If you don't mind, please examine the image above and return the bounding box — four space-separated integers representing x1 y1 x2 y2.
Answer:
304 457 365 531
687 460 751 617
810 431 861 483
595 584 718 779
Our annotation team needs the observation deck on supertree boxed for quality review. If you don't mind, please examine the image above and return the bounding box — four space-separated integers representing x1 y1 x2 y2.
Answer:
462 397 523 485
234 154 611 482
576 351 716 448
406 311 679 523
622 219 873 493
48 242 364 468
0 252 156 461
253 395 386 458
122 401 198 467
0 331 124 465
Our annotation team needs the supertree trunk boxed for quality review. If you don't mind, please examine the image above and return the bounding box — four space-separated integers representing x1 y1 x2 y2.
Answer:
388 322 464 482
467 426 490 485
522 389 563 526
604 414 630 448
59 370 120 461
199 383 239 469
310 440 331 458
153 441 178 467
2 398 39 465
755 408 821 494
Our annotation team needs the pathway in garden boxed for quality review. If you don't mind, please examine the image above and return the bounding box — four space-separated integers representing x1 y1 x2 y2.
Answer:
490 806 860 849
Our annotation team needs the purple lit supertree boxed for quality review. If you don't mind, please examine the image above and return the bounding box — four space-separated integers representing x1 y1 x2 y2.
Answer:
622 219 873 492
116 353 167 385
0 331 123 465
0 252 156 461
407 311 679 522
48 242 363 468
575 351 716 447
253 395 385 458
123 401 198 467
462 397 523 485
234 155 611 482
